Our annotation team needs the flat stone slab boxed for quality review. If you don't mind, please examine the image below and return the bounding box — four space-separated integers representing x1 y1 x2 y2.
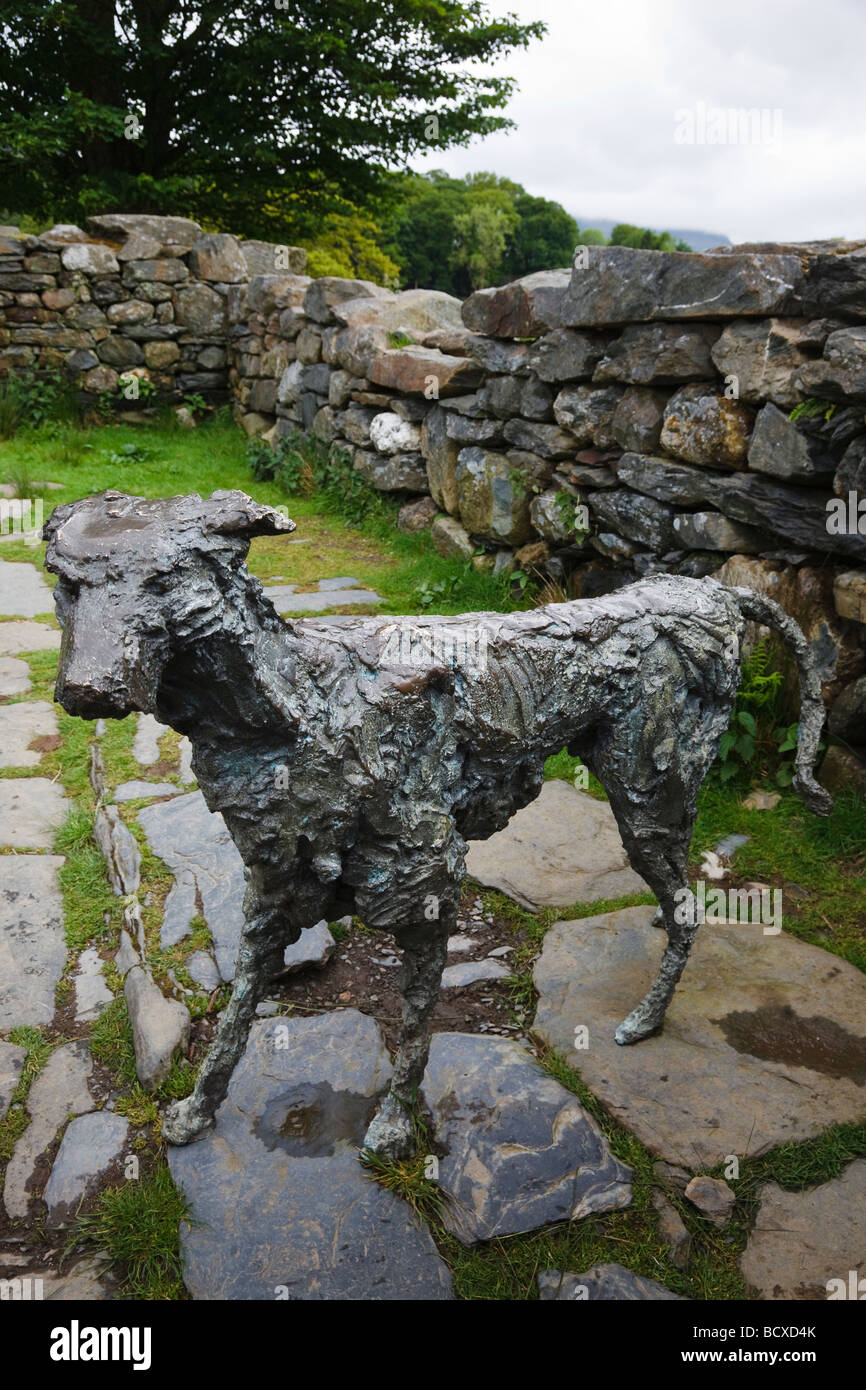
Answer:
281 919 336 974
0 1040 26 1120
264 584 383 613
0 656 30 696
0 700 59 767
740 1159 866 1300
138 790 245 981
43 1111 130 1226
466 780 648 910
73 947 113 1023
113 780 181 802
0 561 53 618
4 1041 93 1220
167 1011 452 1300
0 854 67 1029
0 779 67 848
0 1255 112 1300
422 1033 632 1244
0 621 61 655
533 906 866 1168
538 1263 683 1300
132 712 165 766
187 950 220 991
440 959 511 989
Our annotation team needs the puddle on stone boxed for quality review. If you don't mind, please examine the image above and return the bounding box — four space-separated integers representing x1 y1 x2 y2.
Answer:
715 1004 866 1085
254 1082 379 1156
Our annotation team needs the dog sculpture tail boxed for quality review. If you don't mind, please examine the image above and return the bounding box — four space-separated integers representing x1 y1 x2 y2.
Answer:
731 586 834 818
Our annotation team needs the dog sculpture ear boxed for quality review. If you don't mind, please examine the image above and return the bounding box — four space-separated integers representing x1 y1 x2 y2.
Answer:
201 490 296 537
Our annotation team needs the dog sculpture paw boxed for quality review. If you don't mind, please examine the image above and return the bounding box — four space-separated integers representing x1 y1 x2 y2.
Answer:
162 1096 216 1146
361 1093 416 1161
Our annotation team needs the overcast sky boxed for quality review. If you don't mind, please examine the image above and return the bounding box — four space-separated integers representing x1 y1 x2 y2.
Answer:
415 0 864 244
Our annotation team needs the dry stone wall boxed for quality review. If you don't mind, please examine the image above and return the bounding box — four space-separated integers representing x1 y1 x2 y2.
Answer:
2 219 865 780
0 214 306 406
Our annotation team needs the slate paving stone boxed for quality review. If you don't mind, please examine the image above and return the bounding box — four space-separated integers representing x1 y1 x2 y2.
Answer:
0 560 54 618
280 919 336 974
4 1041 93 1220
264 584 383 613
43 1111 131 1226
740 1158 866 1300
0 1255 113 1300
187 950 220 991
167 1011 453 1300
538 1264 684 1300
465 779 648 910
138 790 245 980
422 1032 633 1244
132 711 165 765
0 620 61 655
440 959 511 989
0 655 31 696
0 780 66 849
0 854 67 1029
72 947 113 1023
0 700 59 767
113 780 181 802
533 906 866 1167
0 1040 26 1120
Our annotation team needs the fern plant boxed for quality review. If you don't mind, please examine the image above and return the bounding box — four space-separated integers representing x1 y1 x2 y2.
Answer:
715 639 812 789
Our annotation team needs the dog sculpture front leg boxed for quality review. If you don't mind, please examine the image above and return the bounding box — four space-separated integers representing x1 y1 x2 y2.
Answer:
162 911 284 1144
362 918 451 1159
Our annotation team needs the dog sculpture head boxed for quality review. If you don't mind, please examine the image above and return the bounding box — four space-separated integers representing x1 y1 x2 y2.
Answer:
44 489 294 719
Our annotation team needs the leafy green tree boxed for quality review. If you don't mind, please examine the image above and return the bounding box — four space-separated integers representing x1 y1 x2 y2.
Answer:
452 199 516 290
501 192 579 279
0 1 544 236
574 227 607 246
609 223 691 252
303 208 401 286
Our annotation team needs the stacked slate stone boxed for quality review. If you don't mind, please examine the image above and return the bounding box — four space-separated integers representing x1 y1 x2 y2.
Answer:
445 246 866 787
0 215 305 409
233 275 482 499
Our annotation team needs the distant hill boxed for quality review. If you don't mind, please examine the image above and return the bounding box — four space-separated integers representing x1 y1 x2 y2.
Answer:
574 216 731 252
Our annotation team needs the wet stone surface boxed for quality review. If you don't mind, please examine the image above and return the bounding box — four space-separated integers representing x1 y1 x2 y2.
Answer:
166 1011 453 1300
533 907 866 1167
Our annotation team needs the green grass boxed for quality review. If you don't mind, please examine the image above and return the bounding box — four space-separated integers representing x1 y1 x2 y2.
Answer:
0 1027 54 1163
68 1164 192 1300
0 417 534 619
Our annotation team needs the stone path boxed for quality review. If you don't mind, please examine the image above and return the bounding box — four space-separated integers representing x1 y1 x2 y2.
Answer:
533 906 866 1168
740 1159 866 1300
466 779 648 909
538 1264 684 1300
0 561 53 618
263 575 383 614
167 1011 453 1300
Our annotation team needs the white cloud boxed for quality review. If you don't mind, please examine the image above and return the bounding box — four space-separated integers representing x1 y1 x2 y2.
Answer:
415 0 866 242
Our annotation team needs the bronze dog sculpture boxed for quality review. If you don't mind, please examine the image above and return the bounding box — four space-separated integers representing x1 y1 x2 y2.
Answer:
44 489 832 1156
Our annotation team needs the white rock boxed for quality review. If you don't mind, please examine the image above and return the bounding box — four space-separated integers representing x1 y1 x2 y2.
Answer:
369 412 421 455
